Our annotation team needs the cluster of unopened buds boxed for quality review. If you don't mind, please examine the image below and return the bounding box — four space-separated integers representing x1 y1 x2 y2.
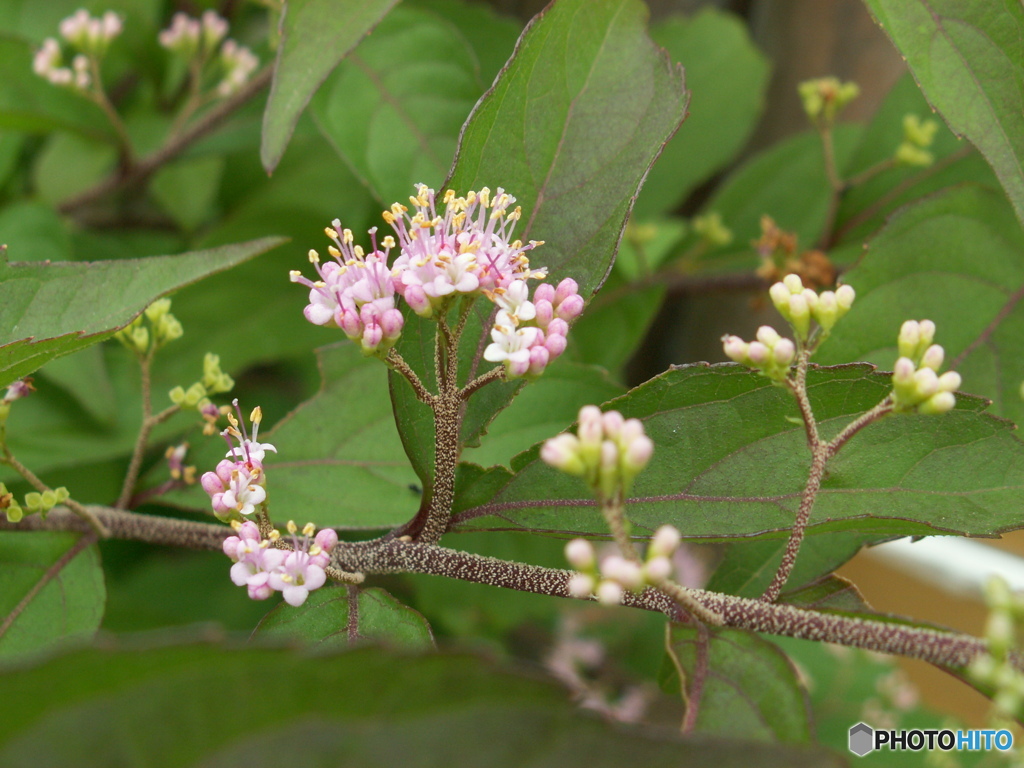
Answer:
564 525 682 605
969 576 1024 718
200 402 276 521
798 77 860 127
114 299 183 355
223 520 338 606
291 184 583 378
33 10 122 91
159 11 258 97
895 114 938 168
541 406 654 501
0 482 69 524
891 320 959 414
169 352 235 414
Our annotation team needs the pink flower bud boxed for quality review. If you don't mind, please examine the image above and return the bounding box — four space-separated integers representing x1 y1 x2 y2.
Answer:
362 323 383 350
533 283 555 304
913 368 939 397
554 278 579 304
528 345 550 376
921 344 944 371
222 535 241 559
541 433 585 474
600 440 619 472
773 338 796 366
644 556 672 582
338 307 362 338
534 299 554 328
547 318 569 338
201 471 225 496
893 357 916 385
597 580 624 605
568 573 595 598
756 326 781 346
602 410 625 437
624 435 654 471
722 335 747 362
556 294 585 321
381 308 404 339
403 284 432 316
601 555 643 590
620 418 645 445
315 528 338 552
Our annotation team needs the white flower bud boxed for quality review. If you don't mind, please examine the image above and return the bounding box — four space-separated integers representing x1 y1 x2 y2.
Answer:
601 556 644 590
920 344 944 371
893 357 916 386
913 368 939 398
782 274 803 293
938 371 961 392
787 293 810 338
577 405 603 446
746 341 770 365
650 525 681 558
601 410 624 438
568 573 595 599
801 288 819 312
769 282 791 315
722 335 748 362
919 320 936 347
756 325 781 346
773 338 796 366
541 433 585 475
565 539 595 570
835 284 855 311
898 320 921 359
596 580 624 605
919 391 955 414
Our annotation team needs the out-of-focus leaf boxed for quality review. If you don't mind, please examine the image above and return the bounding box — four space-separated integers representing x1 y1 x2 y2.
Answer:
453 364 1024 542
391 0 690 490
660 625 811 742
820 185 1024 426
149 155 224 232
0 132 24 188
779 574 870 613
311 4 482 206
864 0 1024 228
32 133 116 207
0 201 71 263
636 8 769 218
0 531 104 662
0 643 844 766
261 0 400 172
412 0 521 86
254 586 434 651
0 237 285 389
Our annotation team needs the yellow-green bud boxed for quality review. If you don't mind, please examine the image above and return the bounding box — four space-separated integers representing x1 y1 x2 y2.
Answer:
692 212 733 247
144 298 172 322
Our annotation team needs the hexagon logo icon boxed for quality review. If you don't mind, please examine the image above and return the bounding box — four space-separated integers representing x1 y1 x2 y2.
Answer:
849 722 874 757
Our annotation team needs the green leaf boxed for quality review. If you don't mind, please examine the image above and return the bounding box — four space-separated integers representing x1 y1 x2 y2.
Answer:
453 363 1024 542
636 7 769 218
311 4 483 206
660 625 811 743
390 0 690 488
261 0 400 173
462 359 624 468
706 531 883 600
0 201 71 263
778 574 870 613
863 0 1024 228
0 236 285 389
31 132 117 207
254 586 434 651
0 531 104 662
0 643 844 766
820 185 1024 426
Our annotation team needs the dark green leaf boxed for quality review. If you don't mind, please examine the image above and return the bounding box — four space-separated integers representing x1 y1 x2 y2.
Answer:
391 0 690 488
820 185 1024 426
454 363 1024 542
149 155 225 232
0 643 843 766
0 236 285 389
31 133 116 207
660 625 811 742
254 585 434 650
311 4 483 206
0 202 71 264
778 574 870 613
261 0 399 172
636 8 769 218
864 0 1024 228
412 0 521 86
0 531 104 662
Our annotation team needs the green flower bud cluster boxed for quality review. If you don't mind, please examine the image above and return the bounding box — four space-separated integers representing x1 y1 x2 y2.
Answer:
722 326 795 382
1 482 69 522
894 114 938 168
541 406 654 501
891 320 959 414
969 575 1024 719
768 274 855 341
798 77 860 127
692 212 733 247
169 352 235 411
114 298 183 355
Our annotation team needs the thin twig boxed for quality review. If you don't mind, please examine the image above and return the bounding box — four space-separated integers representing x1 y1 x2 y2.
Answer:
461 366 505 399
385 348 436 405
1 450 108 537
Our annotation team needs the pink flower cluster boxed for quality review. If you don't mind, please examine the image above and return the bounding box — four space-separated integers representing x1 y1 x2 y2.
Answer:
200 401 276 521
291 184 585 377
223 520 338 606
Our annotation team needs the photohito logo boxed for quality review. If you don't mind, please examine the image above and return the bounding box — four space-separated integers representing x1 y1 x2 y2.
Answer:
848 722 1013 757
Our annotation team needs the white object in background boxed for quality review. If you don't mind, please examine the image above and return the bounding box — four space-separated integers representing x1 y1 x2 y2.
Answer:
866 537 1024 599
